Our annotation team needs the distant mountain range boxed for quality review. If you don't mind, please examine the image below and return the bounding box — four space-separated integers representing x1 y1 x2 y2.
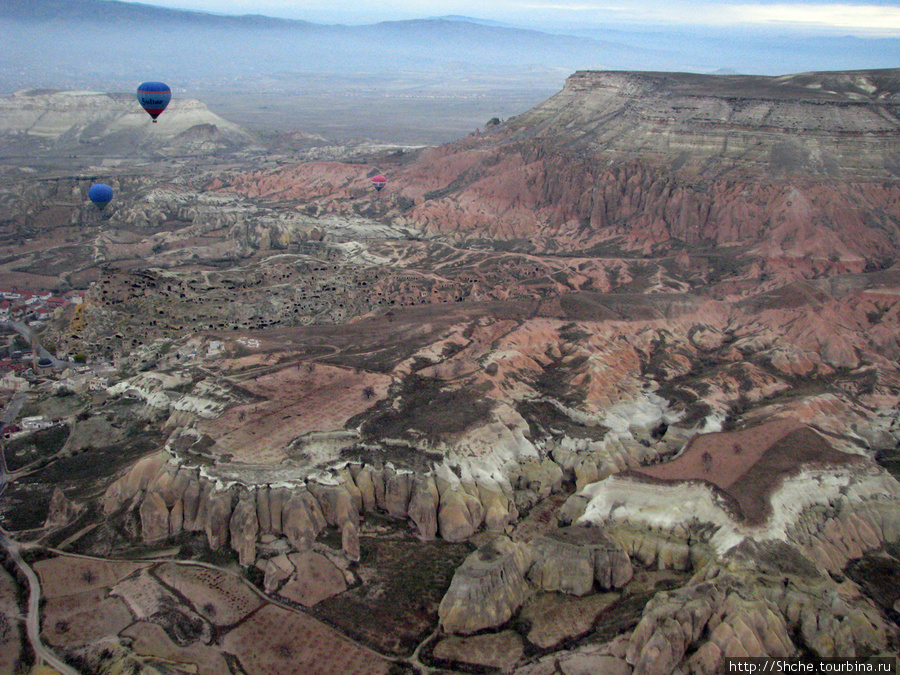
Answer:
5 0 898 88
0 0 645 88
1 0 310 28
1 0 898 142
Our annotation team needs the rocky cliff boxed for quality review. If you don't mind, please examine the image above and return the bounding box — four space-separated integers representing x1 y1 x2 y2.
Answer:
222 69 900 266
403 70 900 258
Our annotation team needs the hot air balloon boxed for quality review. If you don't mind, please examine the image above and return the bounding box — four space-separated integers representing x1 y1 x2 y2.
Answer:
136 82 171 122
88 183 113 210
371 174 387 192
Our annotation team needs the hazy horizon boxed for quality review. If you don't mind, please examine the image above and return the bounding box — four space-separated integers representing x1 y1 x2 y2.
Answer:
110 0 900 37
2 0 898 143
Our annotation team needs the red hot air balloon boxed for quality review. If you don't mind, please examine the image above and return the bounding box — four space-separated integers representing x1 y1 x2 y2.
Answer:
371 175 387 192
137 82 172 122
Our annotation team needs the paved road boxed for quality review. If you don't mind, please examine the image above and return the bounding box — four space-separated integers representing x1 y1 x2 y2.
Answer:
1 390 26 429
0 392 21 485
1 320 77 371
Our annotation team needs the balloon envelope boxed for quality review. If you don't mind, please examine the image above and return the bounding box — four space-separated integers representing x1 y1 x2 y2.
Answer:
137 82 171 122
88 183 113 209
371 174 387 191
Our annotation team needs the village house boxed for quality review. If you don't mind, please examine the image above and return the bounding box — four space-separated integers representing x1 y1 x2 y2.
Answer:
88 377 108 392
20 416 53 431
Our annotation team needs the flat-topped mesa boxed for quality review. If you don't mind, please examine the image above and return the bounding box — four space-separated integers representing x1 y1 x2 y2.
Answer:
0 89 256 155
346 67 900 258
507 68 900 177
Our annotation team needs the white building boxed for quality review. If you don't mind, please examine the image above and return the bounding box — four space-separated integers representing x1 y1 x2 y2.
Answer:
21 416 53 430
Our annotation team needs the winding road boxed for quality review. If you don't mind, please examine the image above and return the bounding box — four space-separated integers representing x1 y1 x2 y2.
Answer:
0 391 79 674
4 539 80 675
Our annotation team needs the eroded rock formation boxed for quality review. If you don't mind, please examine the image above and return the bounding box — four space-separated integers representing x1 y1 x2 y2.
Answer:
528 527 632 596
438 536 533 634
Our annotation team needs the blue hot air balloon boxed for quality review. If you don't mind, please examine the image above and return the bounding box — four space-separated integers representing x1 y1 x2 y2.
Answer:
136 82 171 122
88 183 113 210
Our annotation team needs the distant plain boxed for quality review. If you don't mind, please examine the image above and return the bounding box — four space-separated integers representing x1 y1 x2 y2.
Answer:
192 73 558 143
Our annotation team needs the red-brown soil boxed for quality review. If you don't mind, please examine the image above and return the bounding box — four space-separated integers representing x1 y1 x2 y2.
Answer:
197 358 392 464
631 419 866 525
221 603 393 675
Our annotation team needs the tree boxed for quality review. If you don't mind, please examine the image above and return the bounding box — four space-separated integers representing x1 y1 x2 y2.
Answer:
701 450 713 473
362 386 376 400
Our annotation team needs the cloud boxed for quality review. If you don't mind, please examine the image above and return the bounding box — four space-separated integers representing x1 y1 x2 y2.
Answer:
520 3 631 7
727 3 900 32
518 1 900 35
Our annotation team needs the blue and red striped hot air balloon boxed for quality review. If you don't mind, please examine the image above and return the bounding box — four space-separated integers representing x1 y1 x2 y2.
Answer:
371 174 387 192
136 82 171 122
88 183 113 210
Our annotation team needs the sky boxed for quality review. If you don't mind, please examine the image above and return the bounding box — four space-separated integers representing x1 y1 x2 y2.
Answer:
114 0 900 35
